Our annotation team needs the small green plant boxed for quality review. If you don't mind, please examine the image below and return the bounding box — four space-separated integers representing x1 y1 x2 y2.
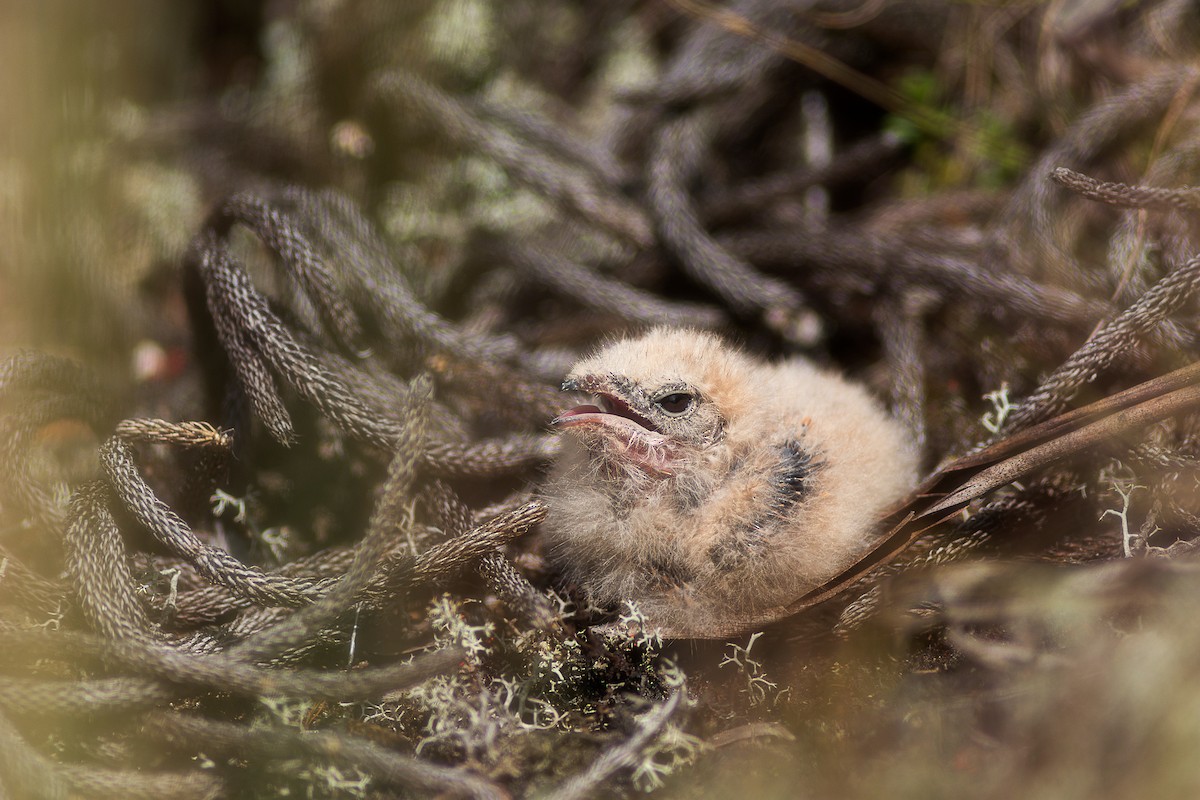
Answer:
631 721 706 793
293 764 371 799
258 695 313 729
981 382 1013 434
406 595 586 761
629 660 703 792
429 594 495 661
210 488 247 523
1101 478 1147 558
617 600 663 650
720 632 787 707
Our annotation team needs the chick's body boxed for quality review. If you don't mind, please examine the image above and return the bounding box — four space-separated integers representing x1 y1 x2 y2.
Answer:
543 328 916 638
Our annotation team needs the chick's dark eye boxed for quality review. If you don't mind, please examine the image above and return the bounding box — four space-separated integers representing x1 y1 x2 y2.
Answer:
654 393 694 415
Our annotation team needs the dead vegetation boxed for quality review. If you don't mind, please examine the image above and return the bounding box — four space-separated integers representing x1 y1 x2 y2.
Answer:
4 1 1200 797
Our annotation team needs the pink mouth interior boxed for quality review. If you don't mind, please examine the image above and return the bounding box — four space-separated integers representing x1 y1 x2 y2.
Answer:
552 394 657 432
552 393 673 475
554 404 602 423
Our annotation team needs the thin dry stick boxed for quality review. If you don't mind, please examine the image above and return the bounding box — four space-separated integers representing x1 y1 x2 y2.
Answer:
648 112 816 341
228 375 430 662
1053 167 1200 211
0 628 465 701
1003 252 1200 432
147 712 505 800
544 693 684 800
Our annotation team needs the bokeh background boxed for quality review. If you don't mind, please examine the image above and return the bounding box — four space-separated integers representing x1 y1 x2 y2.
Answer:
6 2 1200 798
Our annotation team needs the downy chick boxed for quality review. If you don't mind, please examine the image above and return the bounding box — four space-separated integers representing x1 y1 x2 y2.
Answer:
542 328 916 638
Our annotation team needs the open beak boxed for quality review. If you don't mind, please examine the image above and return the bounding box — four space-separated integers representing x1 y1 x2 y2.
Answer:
551 391 657 433
551 403 604 428
552 382 673 475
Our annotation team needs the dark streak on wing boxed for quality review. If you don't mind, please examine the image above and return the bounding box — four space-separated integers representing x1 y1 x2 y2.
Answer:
771 439 821 513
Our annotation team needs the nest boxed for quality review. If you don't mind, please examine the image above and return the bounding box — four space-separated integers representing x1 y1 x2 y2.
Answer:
4 1 1200 797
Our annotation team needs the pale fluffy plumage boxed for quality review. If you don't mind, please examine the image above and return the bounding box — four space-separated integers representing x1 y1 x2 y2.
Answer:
541 328 916 638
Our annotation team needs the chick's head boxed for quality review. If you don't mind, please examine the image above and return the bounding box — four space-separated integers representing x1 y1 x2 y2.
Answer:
551 328 750 475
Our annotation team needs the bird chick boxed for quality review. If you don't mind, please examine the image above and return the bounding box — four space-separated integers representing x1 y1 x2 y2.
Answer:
541 328 916 638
